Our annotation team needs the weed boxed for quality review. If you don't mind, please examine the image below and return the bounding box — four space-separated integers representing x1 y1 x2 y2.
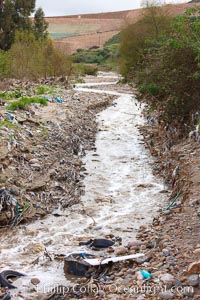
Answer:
8 97 48 111
35 85 56 95
0 120 19 130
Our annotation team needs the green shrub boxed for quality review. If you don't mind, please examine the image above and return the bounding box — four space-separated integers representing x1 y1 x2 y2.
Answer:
0 120 19 129
8 97 48 111
74 64 98 76
138 84 160 95
0 90 22 100
0 91 16 100
35 85 55 95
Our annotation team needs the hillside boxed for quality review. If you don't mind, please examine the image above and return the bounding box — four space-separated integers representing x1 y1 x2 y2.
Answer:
46 1 200 54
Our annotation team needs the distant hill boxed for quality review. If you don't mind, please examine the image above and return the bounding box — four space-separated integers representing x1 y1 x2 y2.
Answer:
47 1 200 54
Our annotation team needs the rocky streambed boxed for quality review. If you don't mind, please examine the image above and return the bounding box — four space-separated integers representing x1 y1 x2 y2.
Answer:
0 73 199 300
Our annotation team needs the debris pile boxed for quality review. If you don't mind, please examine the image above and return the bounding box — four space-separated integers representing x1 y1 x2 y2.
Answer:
0 81 116 227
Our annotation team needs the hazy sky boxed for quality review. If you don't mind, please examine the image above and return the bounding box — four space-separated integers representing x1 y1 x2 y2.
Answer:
35 0 187 16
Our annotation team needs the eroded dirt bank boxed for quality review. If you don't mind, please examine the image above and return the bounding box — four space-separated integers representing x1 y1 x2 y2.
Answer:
0 75 116 227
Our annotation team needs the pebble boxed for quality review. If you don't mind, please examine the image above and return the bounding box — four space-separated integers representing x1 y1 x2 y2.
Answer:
188 260 200 274
159 291 174 299
29 158 40 164
160 273 175 284
135 256 149 265
187 274 200 287
114 246 127 255
10 185 20 196
31 278 40 285
162 248 171 257
98 290 106 297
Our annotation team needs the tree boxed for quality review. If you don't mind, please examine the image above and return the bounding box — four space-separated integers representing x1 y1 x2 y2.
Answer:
120 3 172 79
8 31 69 79
33 7 48 41
0 0 36 50
9 30 40 79
126 7 200 124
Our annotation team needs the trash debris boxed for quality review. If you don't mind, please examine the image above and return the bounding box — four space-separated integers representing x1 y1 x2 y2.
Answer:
79 238 115 249
0 291 11 300
0 188 18 225
64 253 97 276
140 270 152 280
64 253 145 277
83 253 145 266
147 116 154 125
162 191 181 213
0 270 25 289
171 166 179 188
54 97 63 104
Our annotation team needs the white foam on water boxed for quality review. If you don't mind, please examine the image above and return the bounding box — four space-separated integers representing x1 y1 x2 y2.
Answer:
0 75 166 298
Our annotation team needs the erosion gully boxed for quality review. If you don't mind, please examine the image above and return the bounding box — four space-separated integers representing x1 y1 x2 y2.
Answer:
0 73 166 299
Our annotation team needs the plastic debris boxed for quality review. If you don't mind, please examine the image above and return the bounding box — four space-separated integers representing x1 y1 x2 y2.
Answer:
0 188 18 225
83 253 145 266
54 97 63 104
140 270 152 279
79 238 115 249
136 270 152 281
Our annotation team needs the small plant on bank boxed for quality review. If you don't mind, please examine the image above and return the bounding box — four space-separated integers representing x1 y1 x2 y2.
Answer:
8 97 48 111
35 85 56 95
137 84 160 96
0 120 19 130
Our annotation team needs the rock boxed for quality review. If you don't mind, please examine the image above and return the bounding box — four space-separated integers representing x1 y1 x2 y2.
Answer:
135 256 149 264
127 240 146 248
31 278 40 285
160 273 175 285
193 248 200 254
162 248 171 257
31 163 41 171
10 185 20 196
27 180 47 191
29 158 40 164
188 260 200 274
114 246 127 256
159 291 174 299
187 274 200 287
98 290 106 297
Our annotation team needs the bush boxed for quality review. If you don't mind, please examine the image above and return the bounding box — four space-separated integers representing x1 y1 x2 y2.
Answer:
0 120 19 130
138 84 160 95
8 97 48 111
74 64 98 76
82 64 98 75
35 85 55 95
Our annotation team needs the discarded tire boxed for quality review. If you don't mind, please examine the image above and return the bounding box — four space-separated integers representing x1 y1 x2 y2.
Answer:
0 270 25 289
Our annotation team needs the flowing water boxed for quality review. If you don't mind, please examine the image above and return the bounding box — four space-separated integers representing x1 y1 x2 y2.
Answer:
0 74 166 298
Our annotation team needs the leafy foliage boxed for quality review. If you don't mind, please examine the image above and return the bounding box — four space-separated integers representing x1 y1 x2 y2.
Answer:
8 96 48 111
33 7 48 41
120 3 200 124
72 43 120 70
7 31 70 79
74 64 98 76
0 0 35 50
0 1 48 51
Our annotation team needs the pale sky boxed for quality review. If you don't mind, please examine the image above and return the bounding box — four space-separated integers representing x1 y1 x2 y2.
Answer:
35 0 187 16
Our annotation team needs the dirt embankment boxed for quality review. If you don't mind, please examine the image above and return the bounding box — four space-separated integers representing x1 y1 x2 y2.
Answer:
58 97 200 300
48 2 200 54
0 77 116 230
